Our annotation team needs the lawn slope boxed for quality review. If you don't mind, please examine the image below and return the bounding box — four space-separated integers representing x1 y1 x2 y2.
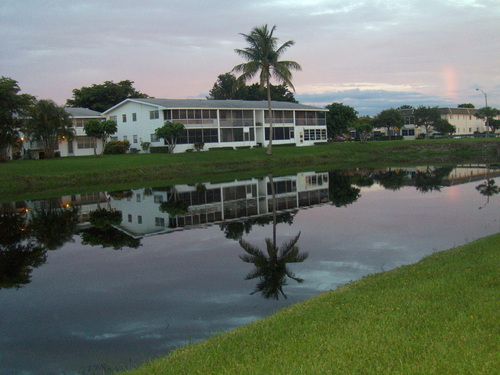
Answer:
119 233 499 375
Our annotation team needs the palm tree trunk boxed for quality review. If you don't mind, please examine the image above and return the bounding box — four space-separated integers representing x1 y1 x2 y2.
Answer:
266 78 273 155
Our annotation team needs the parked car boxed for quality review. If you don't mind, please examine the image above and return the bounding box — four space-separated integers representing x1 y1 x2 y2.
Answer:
332 136 346 142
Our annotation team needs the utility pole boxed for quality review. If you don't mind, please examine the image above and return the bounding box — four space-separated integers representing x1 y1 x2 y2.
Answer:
476 88 489 137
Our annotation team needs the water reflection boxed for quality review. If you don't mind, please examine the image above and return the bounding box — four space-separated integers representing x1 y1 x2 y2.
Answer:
0 164 499 374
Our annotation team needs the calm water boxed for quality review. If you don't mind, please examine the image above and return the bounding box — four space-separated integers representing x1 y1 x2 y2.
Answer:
1 165 499 374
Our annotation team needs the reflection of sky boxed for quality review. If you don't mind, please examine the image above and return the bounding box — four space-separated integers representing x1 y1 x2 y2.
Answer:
1 179 499 374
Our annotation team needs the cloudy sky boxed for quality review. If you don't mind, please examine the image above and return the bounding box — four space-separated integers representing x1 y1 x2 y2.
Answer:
1 0 499 115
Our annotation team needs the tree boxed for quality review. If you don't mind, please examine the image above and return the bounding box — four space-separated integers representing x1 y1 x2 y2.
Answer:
207 73 242 100
351 116 373 143
413 106 441 139
26 99 74 158
373 108 403 140
0 77 35 161
458 103 475 108
474 106 499 135
84 119 117 156
66 80 149 112
325 103 358 138
233 24 302 155
155 121 185 153
433 118 456 136
328 171 361 207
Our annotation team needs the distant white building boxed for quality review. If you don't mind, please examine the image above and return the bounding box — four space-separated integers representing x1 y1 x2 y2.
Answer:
102 98 328 152
397 107 500 139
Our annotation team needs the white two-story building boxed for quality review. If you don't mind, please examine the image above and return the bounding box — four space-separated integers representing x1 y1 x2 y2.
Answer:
102 98 328 152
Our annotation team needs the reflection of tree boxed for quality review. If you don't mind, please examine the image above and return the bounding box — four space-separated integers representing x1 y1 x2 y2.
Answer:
89 208 122 228
220 211 295 240
373 169 408 191
159 186 189 216
476 166 500 209
0 243 46 289
108 190 133 200
413 166 453 193
238 174 307 300
29 203 80 250
328 171 361 207
239 232 307 299
80 226 141 250
0 214 47 289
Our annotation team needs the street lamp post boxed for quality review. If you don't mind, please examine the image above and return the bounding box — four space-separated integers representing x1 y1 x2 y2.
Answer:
476 88 489 137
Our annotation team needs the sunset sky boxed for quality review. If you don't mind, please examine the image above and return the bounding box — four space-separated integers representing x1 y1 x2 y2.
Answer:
1 0 499 115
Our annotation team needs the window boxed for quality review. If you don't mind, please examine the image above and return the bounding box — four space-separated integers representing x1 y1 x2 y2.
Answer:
123 136 128 141
151 133 160 142
109 115 117 123
303 129 327 141
110 136 118 141
136 193 141 202
155 217 165 227
154 194 164 203
138 215 142 224
122 114 127 122
128 214 132 223
132 113 137 121
133 135 138 143
150 110 159 119
76 136 95 149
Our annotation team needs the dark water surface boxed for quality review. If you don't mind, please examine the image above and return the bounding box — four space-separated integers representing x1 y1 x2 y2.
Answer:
0 166 499 374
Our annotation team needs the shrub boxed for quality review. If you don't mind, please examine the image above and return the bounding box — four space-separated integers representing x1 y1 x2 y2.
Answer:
235 146 251 149
104 140 130 154
209 147 234 151
194 142 205 152
150 146 170 154
140 141 150 150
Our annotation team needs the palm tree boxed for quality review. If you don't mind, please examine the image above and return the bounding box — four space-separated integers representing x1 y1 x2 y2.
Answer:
233 24 301 155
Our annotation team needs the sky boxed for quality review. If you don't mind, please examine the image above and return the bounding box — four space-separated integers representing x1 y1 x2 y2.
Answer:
1 0 499 116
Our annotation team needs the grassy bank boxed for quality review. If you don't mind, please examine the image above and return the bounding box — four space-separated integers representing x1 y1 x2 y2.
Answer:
119 233 499 375
1 138 499 202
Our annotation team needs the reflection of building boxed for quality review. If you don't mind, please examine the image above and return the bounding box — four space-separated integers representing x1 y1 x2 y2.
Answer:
103 99 328 153
23 107 104 159
109 172 330 237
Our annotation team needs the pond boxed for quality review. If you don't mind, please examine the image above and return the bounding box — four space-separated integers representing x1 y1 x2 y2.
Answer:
1 165 499 374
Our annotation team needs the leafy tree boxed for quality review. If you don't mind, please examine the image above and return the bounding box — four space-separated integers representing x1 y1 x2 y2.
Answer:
487 118 500 131
412 166 453 193
325 103 358 138
397 105 414 110
84 119 117 156
26 99 74 158
155 121 185 153
458 103 475 108
433 118 455 136
372 108 403 140
0 243 47 289
0 77 35 161
208 72 298 103
413 106 441 139
233 24 301 155
474 106 499 135
66 80 149 112
208 73 242 100
351 116 373 143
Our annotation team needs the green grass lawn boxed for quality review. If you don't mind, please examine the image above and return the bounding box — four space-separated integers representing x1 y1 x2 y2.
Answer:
1 138 499 202
118 233 499 375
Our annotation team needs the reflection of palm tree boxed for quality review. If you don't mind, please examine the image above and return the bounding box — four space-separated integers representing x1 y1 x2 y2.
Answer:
238 174 307 299
476 165 500 209
159 186 189 216
239 232 307 299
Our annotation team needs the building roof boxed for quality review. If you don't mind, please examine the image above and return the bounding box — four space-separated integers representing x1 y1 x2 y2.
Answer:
103 98 327 114
64 107 103 117
399 107 479 116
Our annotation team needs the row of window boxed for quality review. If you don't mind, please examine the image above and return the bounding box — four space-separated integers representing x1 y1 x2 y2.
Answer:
303 129 327 141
